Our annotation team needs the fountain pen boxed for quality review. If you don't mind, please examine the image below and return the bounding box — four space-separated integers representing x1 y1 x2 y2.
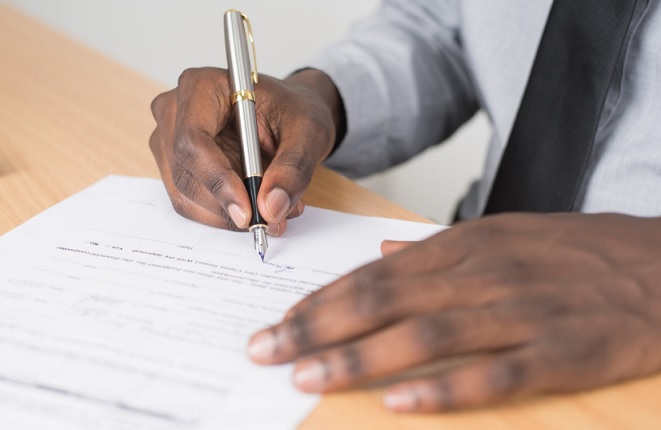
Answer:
224 10 268 261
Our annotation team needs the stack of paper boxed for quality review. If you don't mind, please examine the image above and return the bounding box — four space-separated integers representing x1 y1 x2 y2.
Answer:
0 176 441 429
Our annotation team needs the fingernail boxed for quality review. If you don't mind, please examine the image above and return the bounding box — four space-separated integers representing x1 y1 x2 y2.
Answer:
267 223 281 237
294 360 328 392
228 204 247 229
266 188 291 221
248 331 276 362
383 388 418 412
288 201 305 219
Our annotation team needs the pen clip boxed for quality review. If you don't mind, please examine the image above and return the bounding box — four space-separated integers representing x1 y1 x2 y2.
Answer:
240 13 258 84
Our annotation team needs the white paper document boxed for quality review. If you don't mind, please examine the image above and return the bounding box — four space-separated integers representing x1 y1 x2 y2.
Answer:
0 176 442 430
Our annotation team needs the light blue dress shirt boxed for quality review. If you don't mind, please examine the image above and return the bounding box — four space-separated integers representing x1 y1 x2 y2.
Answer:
311 0 661 219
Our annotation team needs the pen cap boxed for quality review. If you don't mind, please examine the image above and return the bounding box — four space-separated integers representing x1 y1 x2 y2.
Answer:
224 10 255 94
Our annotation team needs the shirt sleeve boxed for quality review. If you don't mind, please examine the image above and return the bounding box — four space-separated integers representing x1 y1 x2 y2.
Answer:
308 0 479 177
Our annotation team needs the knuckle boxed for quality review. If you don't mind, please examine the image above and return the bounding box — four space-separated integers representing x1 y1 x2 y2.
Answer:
177 67 223 94
286 312 314 353
173 168 199 197
172 131 197 165
350 278 396 322
415 313 457 355
340 344 364 380
306 293 328 309
150 91 169 119
489 358 529 395
177 67 200 88
206 174 229 199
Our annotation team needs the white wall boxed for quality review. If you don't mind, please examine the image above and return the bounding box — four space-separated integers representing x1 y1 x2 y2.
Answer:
7 0 490 224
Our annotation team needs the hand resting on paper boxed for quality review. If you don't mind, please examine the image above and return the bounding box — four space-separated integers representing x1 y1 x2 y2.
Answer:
149 68 342 236
248 213 661 412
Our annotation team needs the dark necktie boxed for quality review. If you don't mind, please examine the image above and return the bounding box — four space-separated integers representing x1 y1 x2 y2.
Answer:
483 0 649 214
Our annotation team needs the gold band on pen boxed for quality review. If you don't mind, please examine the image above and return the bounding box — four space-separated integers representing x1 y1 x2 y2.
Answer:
231 90 255 104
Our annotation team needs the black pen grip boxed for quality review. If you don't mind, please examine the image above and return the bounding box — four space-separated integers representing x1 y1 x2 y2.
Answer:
244 176 267 227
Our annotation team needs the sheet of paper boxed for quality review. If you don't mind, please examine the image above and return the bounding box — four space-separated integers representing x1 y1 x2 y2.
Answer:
0 175 443 430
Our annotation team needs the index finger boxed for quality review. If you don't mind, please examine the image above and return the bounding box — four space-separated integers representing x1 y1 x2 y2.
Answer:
285 227 466 319
172 67 252 222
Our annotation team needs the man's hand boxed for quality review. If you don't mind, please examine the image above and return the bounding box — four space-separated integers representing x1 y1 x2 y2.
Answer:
247 213 661 412
150 68 342 235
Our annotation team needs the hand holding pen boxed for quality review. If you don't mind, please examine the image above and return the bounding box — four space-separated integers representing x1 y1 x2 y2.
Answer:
149 15 345 253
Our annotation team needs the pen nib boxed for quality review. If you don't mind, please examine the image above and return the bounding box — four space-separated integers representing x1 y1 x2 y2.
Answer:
252 226 268 262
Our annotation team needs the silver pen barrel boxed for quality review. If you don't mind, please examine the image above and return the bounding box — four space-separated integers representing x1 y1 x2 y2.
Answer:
224 10 262 178
224 10 268 261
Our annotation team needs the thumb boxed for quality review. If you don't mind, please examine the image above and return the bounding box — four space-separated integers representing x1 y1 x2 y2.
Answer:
258 126 331 224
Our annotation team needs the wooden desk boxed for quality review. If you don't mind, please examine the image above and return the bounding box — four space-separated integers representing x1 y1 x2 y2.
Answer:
1 6 659 429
